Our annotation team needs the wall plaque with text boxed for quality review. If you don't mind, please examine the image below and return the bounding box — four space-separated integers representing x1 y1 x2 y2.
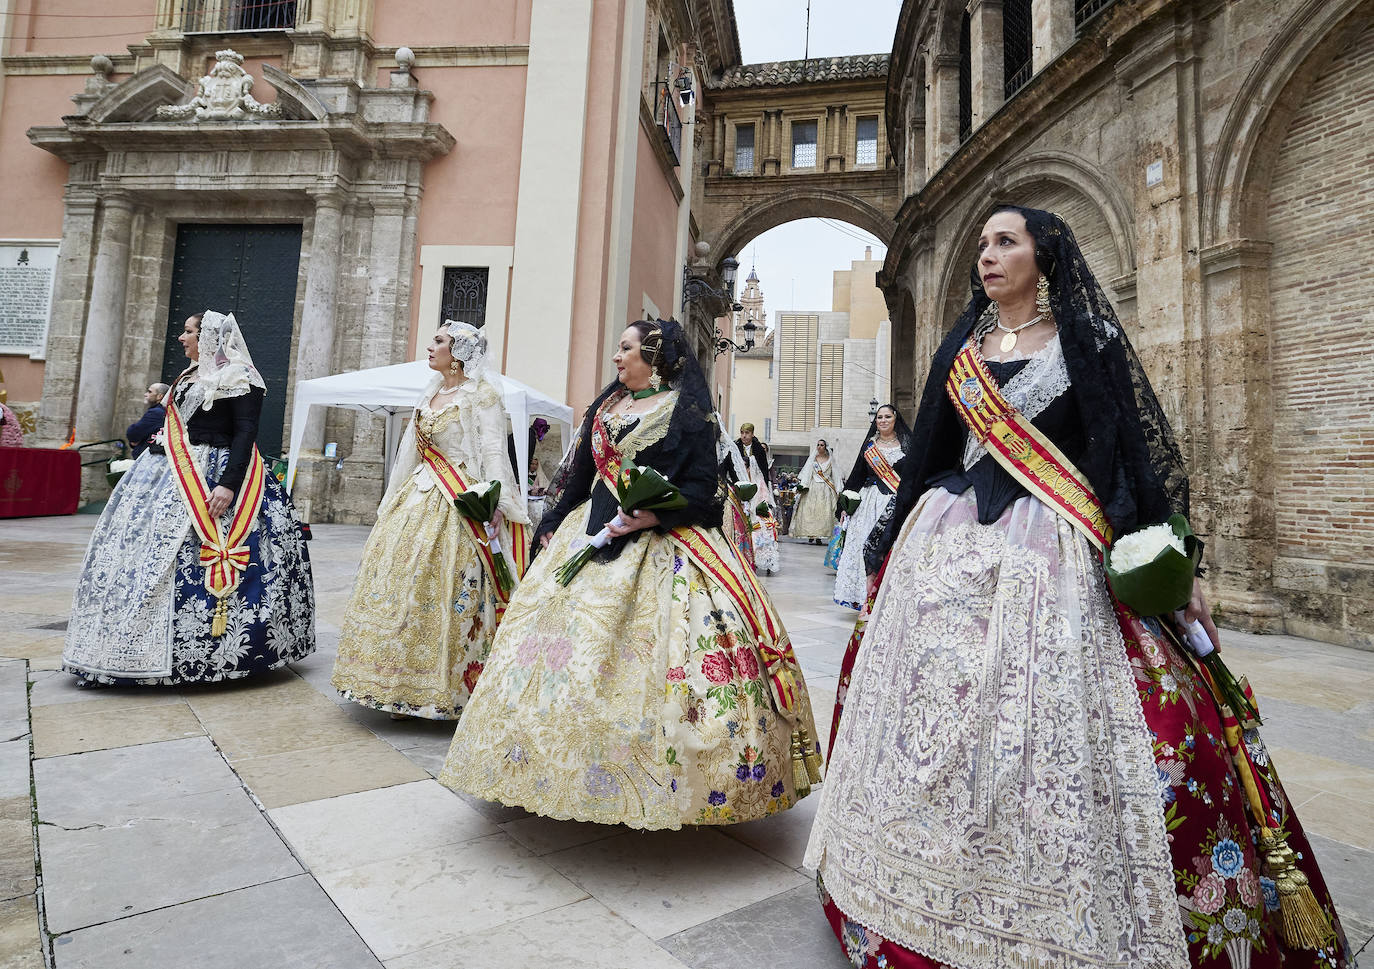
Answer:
0 242 58 358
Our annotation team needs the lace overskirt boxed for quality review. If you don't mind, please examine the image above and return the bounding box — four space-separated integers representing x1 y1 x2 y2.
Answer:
833 484 892 608
64 445 315 685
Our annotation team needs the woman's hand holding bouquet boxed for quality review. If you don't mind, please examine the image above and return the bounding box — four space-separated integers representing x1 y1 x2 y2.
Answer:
452 480 514 596
555 462 687 586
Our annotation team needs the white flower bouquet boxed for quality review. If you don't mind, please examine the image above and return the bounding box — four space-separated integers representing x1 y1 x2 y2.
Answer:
1106 514 1257 721
555 461 686 586
837 489 861 517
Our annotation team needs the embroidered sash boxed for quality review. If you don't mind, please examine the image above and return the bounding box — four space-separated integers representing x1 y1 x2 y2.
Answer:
163 385 266 635
416 429 529 612
863 441 901 493
590 405 804 721
945 338 1113 552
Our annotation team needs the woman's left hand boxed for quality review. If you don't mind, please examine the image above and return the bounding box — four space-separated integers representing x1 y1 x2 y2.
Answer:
606 507 660 537
207 485 235 518
1183 576 1220 650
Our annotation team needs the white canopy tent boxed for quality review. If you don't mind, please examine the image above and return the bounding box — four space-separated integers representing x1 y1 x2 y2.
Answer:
285 360 574 500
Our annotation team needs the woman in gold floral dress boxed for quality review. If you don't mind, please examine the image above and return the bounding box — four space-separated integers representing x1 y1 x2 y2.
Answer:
331 322 528 719
440 319 822 829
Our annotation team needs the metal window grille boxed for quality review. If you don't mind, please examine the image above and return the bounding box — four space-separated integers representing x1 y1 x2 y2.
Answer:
735 124 755 173
777 313 818 431
791 121 818 169
654 82 682 164
1075 0 1117 29
958 12 972 141
818 344 844 427
180 0 297 32
1003 0 1033 98
855 118 878 166
440 267 489 327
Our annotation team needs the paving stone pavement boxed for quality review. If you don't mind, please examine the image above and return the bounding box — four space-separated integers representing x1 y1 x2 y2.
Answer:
0 515 1370 968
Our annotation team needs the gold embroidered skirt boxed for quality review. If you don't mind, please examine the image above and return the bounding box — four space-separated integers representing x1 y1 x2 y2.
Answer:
331 477 500 720
439 499 821 829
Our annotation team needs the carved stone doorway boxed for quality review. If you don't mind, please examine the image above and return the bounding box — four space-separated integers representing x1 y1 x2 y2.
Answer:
159 224 303 455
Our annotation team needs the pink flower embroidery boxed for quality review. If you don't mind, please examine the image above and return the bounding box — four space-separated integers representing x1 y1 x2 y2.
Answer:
1235 868 1261 908
666 666 686 682
1193 874 1226 915
544 637 573 672
516 637 541 667
701 651 734 685
733 647 761 679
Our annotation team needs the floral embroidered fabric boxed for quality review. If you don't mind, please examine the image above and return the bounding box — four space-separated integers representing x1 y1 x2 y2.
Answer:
792 459 837 540
439 402 822 829
64 443 315 685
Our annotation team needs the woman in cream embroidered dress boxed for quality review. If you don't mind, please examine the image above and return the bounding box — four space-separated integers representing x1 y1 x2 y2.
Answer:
331 323 528 720
805 207 1352 969
791 439 838 543
440 319 822 830
63 311 315 685
832 407 910 609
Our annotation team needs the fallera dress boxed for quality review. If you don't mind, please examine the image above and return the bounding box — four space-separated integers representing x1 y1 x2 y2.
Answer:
791 455 838 541
331 374 529 719
440 390 823 829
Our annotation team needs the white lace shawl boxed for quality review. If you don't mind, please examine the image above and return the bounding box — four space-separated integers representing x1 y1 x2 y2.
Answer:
961 330 1071 471
384 372 529 525
798 451 836 491
180 311 267 413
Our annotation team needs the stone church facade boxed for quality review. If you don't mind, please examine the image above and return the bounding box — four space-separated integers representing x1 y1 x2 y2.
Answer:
881 0 1374 647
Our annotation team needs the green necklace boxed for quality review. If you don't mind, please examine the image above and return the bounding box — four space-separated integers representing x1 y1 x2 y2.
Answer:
630 385 670 399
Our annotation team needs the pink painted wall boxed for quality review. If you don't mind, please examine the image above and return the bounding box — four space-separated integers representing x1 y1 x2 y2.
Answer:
626 124 680 329
565 0 624 414
371 0 530 47
5 0 153 56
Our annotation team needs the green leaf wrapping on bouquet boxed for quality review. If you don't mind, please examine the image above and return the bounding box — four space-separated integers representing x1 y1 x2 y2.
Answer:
555 462 686 587
451 480 503 525
755 501 771 518
838 491 861 516
615 461 688 512
451 481 513 596
1104 513 1201 616
732 481 758 503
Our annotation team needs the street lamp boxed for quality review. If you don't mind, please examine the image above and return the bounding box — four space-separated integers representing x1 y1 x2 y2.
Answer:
714 319 756 356
868 397 880 419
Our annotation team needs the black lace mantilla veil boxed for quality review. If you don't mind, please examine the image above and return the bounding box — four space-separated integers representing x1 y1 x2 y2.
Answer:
840 408 914 495
866 205 1190 571
535 318 723 559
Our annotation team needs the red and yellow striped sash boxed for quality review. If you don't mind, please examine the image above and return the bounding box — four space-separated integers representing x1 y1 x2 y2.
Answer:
589 405 803 718
417 438 529 608
863 440 901 492
946 339 1113 552
163 391 266 633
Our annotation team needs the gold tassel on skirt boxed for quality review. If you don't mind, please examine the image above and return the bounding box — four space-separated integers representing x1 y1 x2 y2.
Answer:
798 726 824 784
211 596 229 638
1259 829 1336 949
791 731 812 798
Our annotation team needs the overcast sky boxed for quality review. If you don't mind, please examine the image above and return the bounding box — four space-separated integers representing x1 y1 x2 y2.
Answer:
725 1 900 321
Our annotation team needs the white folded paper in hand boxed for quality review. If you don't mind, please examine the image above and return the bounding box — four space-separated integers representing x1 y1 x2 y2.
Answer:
484 520 502 555
1171 610 1214 657
586 514 627 551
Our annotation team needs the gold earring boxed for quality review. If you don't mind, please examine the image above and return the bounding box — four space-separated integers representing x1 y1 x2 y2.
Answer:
649 367 662 391
450 359 460 375
1036 275 1051 315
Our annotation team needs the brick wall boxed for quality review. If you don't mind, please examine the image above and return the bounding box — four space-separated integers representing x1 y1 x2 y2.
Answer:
1266 20 1374 640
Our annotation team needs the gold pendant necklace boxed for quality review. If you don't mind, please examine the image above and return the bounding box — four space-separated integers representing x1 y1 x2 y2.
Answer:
994 313 1043 354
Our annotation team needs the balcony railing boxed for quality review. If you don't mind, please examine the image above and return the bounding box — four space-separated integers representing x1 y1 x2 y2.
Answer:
654 81 682 165
1074 0 1118 30
180 0 298 32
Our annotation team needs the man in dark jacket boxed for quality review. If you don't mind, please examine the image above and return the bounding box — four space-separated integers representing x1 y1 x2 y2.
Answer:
126 382 169 457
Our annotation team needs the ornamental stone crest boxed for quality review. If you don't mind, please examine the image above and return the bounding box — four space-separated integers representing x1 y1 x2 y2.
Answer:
155 50 282 122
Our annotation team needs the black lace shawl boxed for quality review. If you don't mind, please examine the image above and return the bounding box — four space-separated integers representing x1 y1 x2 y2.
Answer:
534 319 723 561
840 410 913 503
866 205 1189 572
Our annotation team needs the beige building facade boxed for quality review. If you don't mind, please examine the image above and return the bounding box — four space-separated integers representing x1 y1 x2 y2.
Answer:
0 0 742 522
881 0 1374 648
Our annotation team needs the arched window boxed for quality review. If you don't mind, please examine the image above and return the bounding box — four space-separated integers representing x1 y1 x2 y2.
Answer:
1004 0 1033 97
